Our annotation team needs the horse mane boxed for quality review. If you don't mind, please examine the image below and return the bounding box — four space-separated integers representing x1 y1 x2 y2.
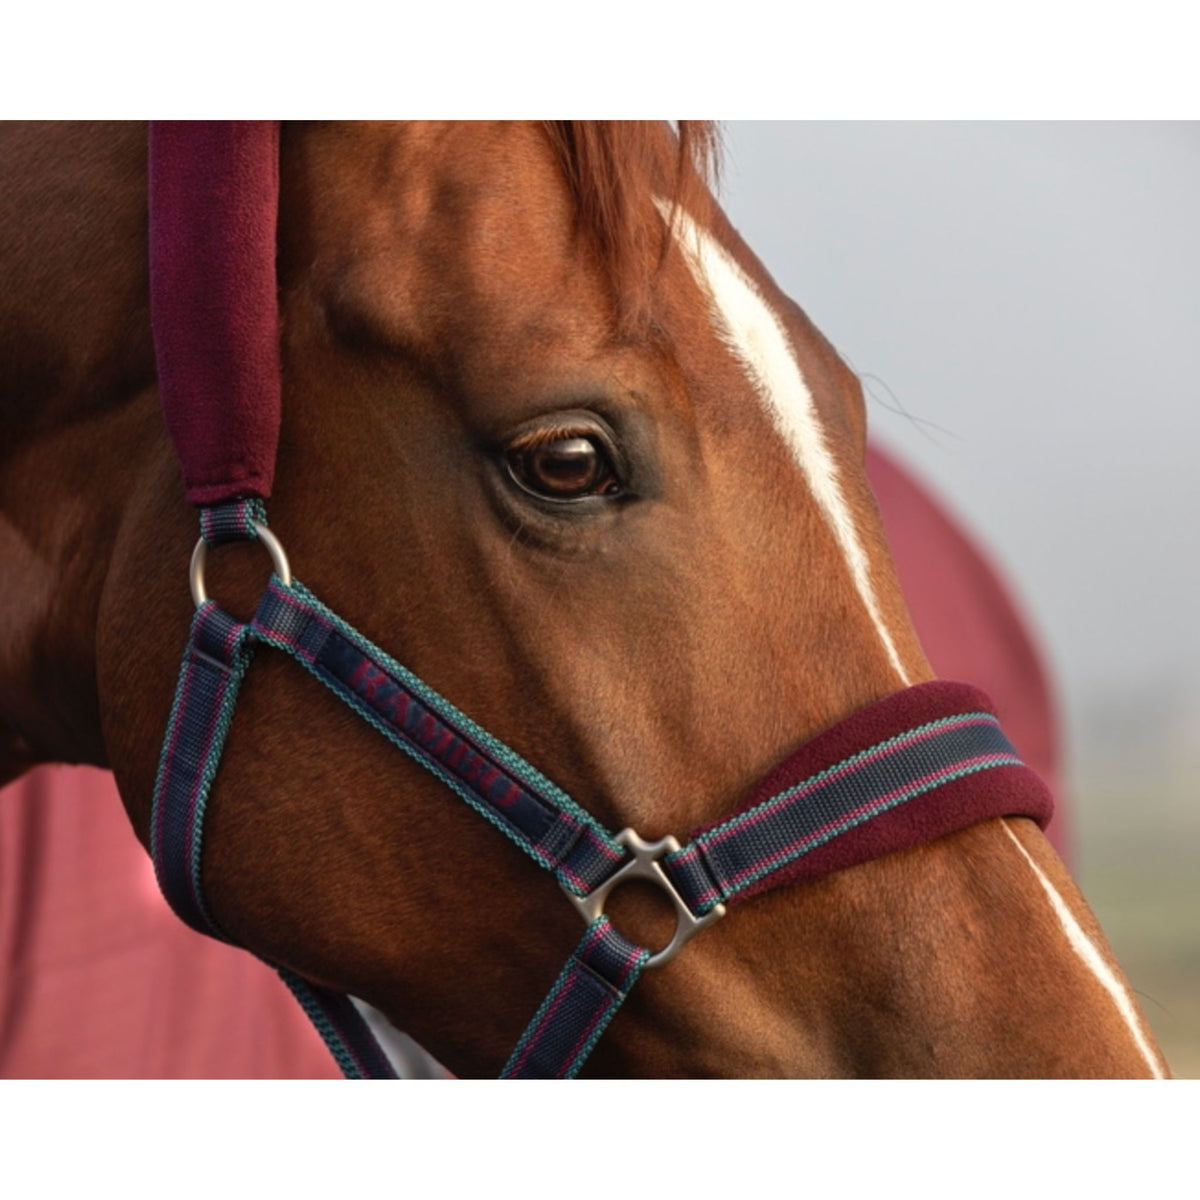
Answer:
541 121 719 327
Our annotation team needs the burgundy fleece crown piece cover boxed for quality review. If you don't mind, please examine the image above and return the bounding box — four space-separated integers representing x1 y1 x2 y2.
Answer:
148 120 282 506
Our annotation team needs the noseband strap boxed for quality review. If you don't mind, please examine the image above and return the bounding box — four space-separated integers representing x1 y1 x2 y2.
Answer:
147 124 1054 1078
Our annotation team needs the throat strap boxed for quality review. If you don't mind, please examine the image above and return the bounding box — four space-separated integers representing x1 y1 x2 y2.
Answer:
500 919 650 1080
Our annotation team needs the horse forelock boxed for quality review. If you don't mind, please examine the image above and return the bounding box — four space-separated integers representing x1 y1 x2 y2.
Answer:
541 121 720 328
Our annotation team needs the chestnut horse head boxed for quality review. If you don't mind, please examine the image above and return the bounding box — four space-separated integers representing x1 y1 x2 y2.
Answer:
0 121 1167 1077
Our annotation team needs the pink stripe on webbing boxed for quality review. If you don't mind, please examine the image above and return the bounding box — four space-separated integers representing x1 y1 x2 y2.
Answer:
256 583 332 661
154 662 195 861
704 715 998 850
558 830 625 889
617 941 645 988
183 671 233 915
561 991 617 1077
506 916 609 1080
507 975 579 1078
561 924 648 1068
582 920 610 954
154 606 229 865
506 921 610 1077
592 833 624 861
257 625 316 659
570 828 624 864
268 579 330 624
221 613 243 659
709 753 1018 899
558 922 634 1072
558 863 589 891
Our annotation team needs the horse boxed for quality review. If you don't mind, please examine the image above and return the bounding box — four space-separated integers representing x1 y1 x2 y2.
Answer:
0 120 1167 1078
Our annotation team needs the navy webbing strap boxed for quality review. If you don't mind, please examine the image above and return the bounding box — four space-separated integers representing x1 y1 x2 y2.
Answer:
248 577 625 895
500 918 650 1079
151 501 1052 1080
663 713 1022 914
149 595 399 1079
150 600 253 938
150 503 646 1076
277 970 400 1080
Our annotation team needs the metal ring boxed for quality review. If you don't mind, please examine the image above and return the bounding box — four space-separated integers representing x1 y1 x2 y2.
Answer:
562 828 726 968
189 521 292 609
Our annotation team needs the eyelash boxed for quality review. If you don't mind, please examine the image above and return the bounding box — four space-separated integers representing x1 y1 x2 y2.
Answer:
501 420 627 503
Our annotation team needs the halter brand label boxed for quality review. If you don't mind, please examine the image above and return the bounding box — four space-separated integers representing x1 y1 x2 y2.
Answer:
320 632 532 815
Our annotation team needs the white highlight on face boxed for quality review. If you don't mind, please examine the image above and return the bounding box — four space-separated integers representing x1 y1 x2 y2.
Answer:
1000 820 1165 1079
657 200 910 685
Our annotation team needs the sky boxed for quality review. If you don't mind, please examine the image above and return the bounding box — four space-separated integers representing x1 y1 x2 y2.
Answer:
715 122 1200 779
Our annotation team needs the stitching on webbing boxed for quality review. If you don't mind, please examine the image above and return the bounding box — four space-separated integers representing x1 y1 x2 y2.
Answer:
721 754 1024 899
690 713 999 844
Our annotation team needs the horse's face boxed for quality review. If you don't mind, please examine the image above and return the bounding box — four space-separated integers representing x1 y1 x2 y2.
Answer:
270 122 926 827
83 122 1161 1077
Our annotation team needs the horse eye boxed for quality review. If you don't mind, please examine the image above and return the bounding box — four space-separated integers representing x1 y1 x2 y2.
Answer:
505 436 621 500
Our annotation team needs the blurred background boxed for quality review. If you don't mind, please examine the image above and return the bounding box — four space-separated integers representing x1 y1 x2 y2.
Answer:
718 121 1199 1076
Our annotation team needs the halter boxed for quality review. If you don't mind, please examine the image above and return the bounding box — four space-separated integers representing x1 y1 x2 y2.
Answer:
147 122 1053 1079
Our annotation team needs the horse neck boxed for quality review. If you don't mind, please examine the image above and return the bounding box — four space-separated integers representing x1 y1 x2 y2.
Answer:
0 122 161 777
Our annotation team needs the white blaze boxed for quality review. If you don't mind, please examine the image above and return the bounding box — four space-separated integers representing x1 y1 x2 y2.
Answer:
1000 821 1165 1078
658 200 909 684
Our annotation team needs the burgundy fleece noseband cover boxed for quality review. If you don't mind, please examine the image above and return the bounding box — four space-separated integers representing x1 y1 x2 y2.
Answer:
698 681 1054 906
148 121 282 505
